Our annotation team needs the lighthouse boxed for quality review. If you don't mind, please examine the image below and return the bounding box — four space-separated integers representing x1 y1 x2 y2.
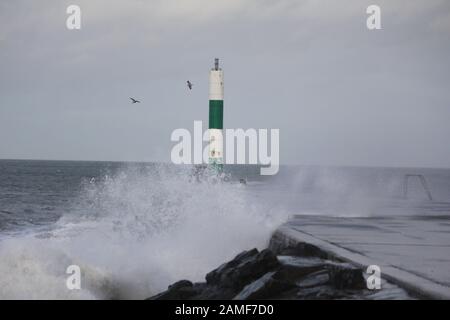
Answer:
208 58 224 169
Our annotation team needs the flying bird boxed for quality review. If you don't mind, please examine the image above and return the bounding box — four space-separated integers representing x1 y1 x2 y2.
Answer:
187 81 193 90
130 97 141 104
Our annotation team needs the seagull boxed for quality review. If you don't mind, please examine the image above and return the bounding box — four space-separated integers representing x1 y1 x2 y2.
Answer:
187 81 193 90
130 97 141 104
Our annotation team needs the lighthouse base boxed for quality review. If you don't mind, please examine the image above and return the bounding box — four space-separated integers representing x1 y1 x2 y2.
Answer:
208 158 224 175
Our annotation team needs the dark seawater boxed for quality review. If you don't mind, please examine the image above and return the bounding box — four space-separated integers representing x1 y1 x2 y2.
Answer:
0 160 129 233
0 159 449 299
0 160 264 234
0 160 80 230
2 160 450 234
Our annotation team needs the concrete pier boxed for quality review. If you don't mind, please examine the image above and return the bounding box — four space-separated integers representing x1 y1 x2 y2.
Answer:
270 214 450 299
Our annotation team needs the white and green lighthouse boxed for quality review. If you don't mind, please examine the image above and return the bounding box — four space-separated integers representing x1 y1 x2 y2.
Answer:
208 58 224 170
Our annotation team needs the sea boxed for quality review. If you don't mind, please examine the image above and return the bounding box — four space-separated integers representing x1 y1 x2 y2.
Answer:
1 159 449 299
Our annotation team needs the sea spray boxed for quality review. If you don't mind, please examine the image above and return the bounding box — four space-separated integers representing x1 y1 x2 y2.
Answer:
0 164 286 299
1 163 440 299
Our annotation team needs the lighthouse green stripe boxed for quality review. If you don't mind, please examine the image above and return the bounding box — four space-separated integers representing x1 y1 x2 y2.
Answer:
209 100 223 129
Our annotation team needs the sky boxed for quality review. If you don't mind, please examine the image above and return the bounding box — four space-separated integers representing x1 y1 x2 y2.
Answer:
0 0 449 167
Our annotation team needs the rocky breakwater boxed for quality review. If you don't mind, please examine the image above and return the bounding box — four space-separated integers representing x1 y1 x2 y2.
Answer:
147 241 405 300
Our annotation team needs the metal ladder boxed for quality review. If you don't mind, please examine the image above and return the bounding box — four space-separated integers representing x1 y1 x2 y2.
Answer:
403 174 433 201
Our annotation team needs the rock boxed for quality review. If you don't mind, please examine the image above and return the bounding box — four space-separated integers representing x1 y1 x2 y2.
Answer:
328 264 366 290
206 249 258 285
296 270 330 288
149 280 198 300
233 272 295 300
277 242 329 259
297 285 349 300
232 254 331 300
191 284 236 300
272 263 323 284
277 256 326 270
206 249 280 290
146 247 383 300
169 280 193 290
150 249 280 300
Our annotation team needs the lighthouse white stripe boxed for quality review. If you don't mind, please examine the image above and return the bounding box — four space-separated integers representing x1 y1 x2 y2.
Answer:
209 70 224 100
209 128 224 160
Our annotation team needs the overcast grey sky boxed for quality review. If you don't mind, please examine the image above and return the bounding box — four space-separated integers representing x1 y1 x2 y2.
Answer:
0 0 449 167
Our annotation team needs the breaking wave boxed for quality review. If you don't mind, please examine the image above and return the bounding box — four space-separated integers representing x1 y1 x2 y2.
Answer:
0 164 286 299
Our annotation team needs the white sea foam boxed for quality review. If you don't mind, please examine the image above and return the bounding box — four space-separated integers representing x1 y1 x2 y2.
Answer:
1 164 447 299
0 165 287 299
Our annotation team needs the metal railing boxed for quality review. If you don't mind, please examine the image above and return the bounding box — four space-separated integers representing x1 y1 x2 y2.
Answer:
403 174 433 201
